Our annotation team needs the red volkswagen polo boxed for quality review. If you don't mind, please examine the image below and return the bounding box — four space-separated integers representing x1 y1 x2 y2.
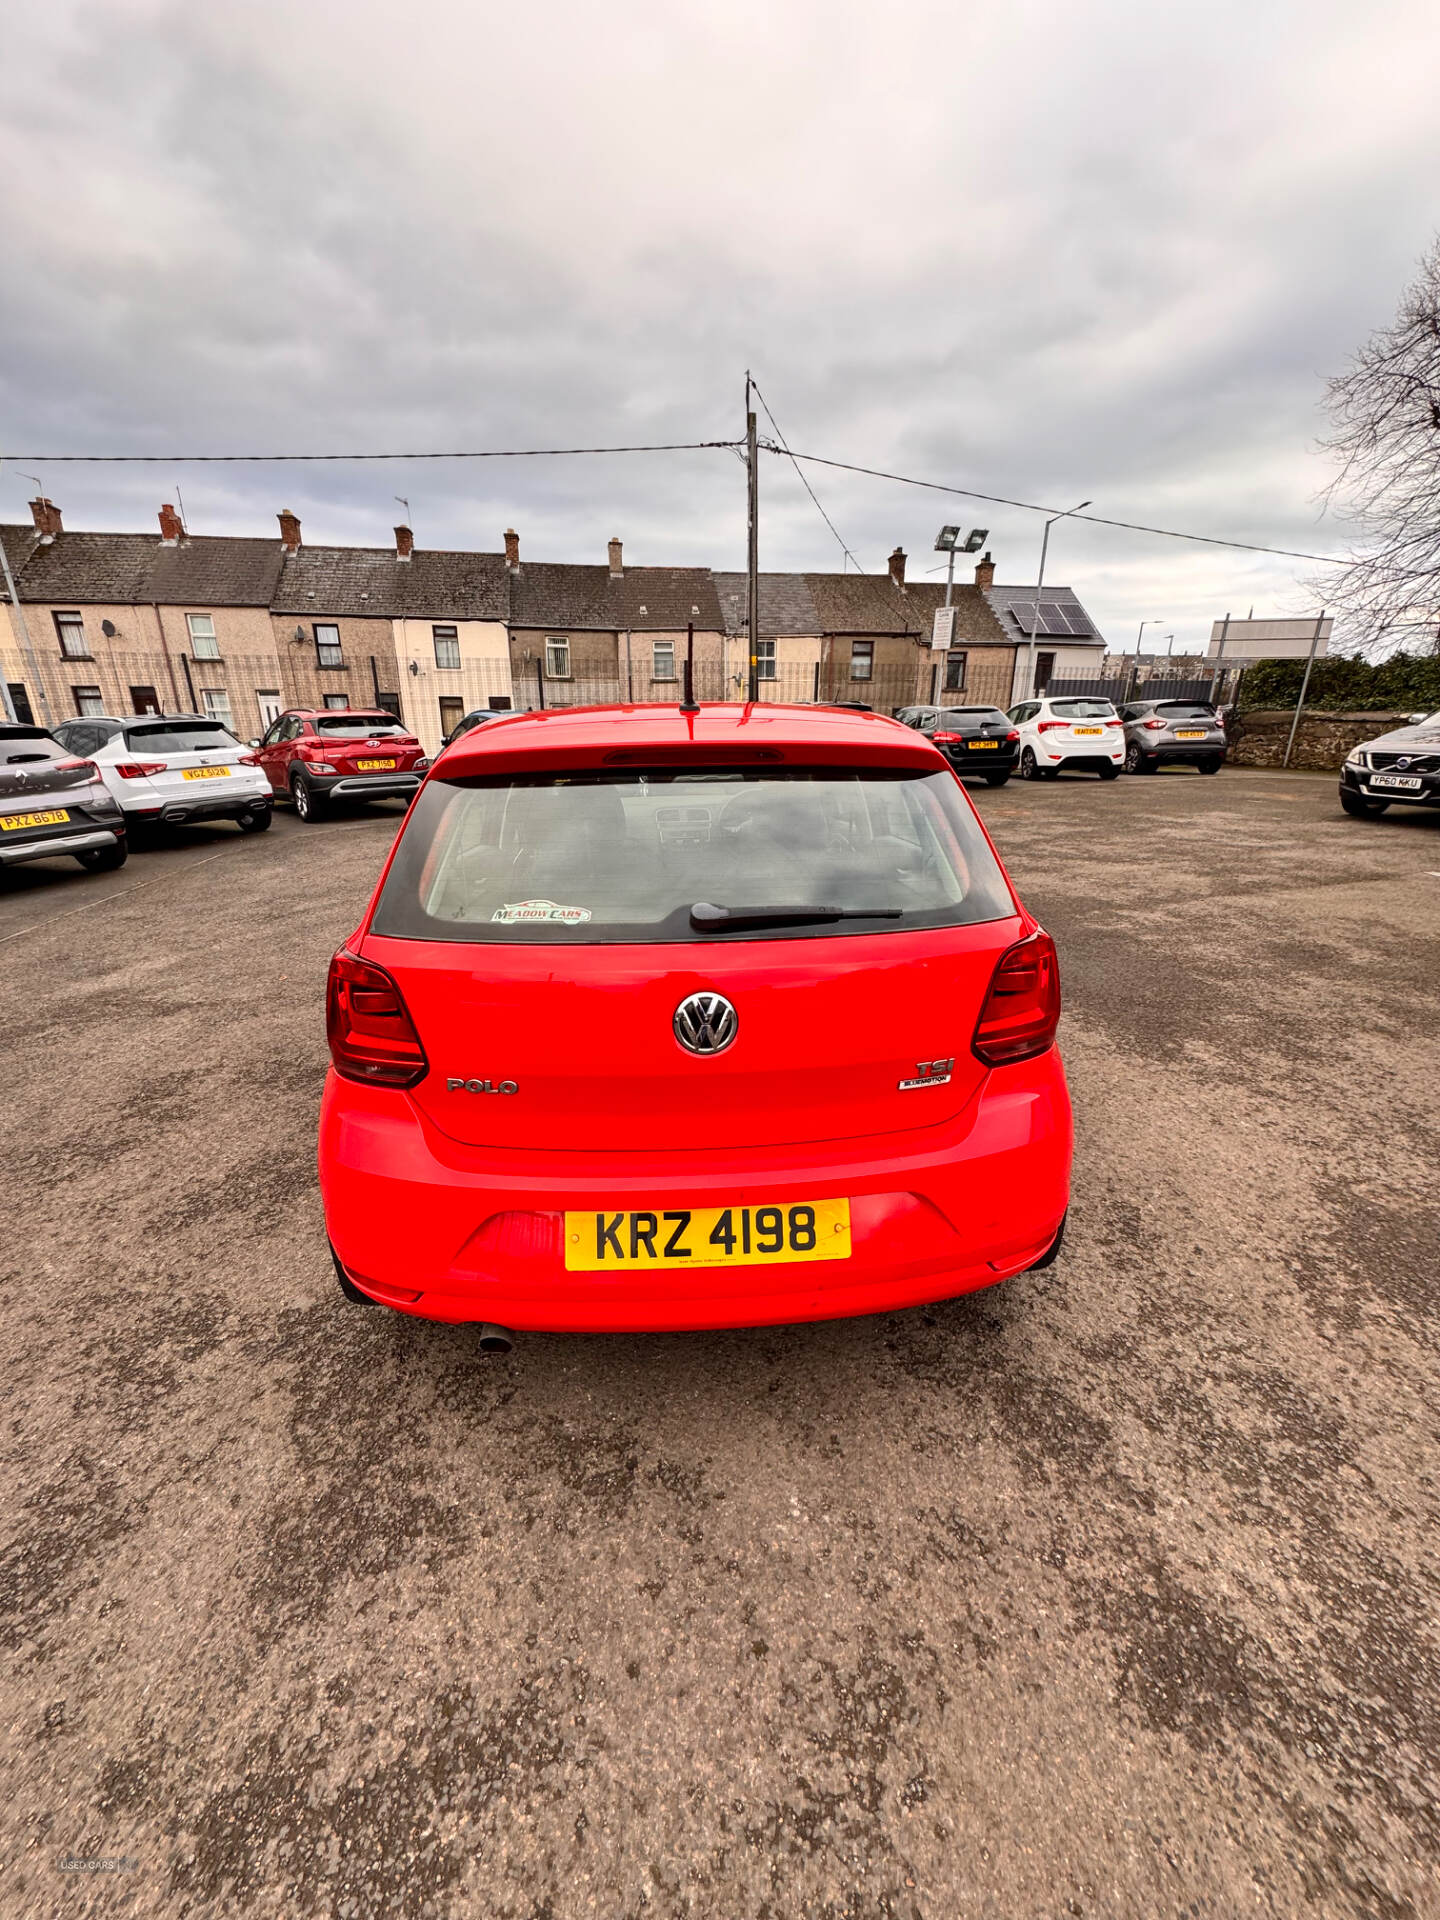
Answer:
319 704 1071 1344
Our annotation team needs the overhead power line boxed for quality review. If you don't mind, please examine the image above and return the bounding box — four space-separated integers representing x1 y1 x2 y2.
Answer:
761 444 1347 566
3 440 741 464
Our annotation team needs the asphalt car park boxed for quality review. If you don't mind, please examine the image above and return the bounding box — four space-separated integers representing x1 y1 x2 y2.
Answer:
3 768 1439 1917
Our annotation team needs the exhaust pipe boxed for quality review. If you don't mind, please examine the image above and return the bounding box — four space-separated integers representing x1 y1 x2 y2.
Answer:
476 1323 514 1355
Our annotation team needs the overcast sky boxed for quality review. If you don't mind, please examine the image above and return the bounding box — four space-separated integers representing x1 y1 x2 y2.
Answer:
3 0 1438 651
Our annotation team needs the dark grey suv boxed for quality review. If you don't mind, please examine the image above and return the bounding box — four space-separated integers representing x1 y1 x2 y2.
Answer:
1119 700 1227 775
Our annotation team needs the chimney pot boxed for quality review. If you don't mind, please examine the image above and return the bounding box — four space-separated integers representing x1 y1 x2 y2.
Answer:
973 550 995 590
158 502 183 544
277 509 302 552
888 545 907 588
504 527 520 573
29 495 62 540
608 536 623 577
394 524 414 561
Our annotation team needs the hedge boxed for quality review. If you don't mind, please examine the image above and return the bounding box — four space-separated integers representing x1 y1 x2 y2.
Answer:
1237 653 1440 712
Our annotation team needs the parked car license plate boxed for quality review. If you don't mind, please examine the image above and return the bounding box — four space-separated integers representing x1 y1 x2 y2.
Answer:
1 808 70 831
564 1198 851 1271
1370 774 1423 790
357 758 397 771
967 740 999 750
1175 729 1208 738
1072 726 1104 736
183 766 230 780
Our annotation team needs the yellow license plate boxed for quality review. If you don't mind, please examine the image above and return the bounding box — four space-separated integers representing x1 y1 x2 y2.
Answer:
357 758 397 772
1175 730 1208 739
564 1199 851 1271
183 766 230 780
1072 726 1104 735
1 808 70 830
967 740 999 749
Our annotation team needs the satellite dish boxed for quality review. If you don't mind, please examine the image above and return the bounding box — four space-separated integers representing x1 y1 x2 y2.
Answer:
101 618 117 636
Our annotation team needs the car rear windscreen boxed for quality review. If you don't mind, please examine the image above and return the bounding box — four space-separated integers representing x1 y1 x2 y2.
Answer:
943 708 1010 725
124 722 241 752
372 767 1016 943
1050 700 1116 719
314 714 409 738
1154 703 1217 718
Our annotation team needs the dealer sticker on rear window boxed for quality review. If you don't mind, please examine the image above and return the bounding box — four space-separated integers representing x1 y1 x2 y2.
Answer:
491 898 593 925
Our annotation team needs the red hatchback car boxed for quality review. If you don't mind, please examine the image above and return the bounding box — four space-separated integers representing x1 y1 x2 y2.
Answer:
252 708 428 822
319 704 1072 1341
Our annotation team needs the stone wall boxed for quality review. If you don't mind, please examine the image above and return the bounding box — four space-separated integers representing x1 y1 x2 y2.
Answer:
1227 709 1411 771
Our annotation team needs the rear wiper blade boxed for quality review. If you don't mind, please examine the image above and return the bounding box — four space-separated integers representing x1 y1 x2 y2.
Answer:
689 901 903 931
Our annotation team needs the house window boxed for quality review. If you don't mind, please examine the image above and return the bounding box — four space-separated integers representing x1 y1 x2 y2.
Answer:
1035 651 1056 693
652 640 676 681
439 695 465 739
201 688 233 728
322 692 349 710
129 685 160 715
757 639 777 681
187 613 219 659
545 637 570 679
8 684 34 724
256 690 283 729
850 640 874 681
72 685 104 717
54 612 89 658
944 649 968 693
315 623 343 668
433 625 461 670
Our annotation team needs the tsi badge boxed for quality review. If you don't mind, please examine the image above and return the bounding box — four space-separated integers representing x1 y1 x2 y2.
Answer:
898 1057 954 1091
446 1076 519 1095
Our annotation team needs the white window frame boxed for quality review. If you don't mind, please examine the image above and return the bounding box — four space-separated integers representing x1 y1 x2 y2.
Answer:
756 638 777 681
73 685 104 716
55 612 89 659
433 625 461 670
322 692 349 710
544 637 571 680
651 640 676 682
187 612 220 660
315 623 343 669
200 687 233 728
850 640 874 681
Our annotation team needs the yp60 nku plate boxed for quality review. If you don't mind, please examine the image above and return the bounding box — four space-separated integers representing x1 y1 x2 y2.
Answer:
564 1200 851 1271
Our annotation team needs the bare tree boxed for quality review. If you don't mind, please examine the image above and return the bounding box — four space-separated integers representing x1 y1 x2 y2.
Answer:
1318 238 1440 657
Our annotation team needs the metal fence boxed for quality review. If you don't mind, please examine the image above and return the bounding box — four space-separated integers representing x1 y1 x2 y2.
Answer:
1047 668 1246 708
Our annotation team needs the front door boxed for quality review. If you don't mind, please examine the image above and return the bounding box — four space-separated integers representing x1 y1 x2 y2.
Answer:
1035 652 1056 694
256 690 283 731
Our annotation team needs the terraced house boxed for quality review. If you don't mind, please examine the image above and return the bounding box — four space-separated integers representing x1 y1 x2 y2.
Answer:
1 499 1107 750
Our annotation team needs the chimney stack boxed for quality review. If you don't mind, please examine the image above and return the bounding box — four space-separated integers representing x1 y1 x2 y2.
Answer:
394 524 414 561
504 527 520 573
887 545 906 588
277 509 302 552
29 496 62 541
158 502 184 545
608 536 623 577
973 550 995 590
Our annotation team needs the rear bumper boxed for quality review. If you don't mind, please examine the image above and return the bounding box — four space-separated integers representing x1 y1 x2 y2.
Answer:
319 1052 1074 1331
1136 742 1226 762
312 774 422 801
946 750 1019 776
122 784 271 824
0 825 124 866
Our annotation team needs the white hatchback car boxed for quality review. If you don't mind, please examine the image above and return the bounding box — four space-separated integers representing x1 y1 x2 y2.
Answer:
50 713 273 833
1007 696 1124 781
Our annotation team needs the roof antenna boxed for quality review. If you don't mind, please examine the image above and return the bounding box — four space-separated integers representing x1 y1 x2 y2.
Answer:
174 482 189 532
679 620 700 714
395 495 411 524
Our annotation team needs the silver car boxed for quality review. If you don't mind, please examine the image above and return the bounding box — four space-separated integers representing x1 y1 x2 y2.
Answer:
1339 711 1440 819
0 724 128 873
1118 699 1227 775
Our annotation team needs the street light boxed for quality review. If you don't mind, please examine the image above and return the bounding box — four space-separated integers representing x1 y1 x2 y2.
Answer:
1135 619 1165 654
1023 500 1091 698
933 526 988 607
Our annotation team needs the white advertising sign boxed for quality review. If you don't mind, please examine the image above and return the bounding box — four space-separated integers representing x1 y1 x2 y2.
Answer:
931 607 956 651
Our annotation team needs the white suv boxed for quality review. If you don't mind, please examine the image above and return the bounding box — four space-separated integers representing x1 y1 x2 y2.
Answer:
50 713 273 832
1007 696 1124 781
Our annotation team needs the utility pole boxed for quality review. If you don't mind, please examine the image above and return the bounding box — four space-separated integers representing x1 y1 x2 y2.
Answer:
1282 610 1326 769
0 458 45 724
745 374 759 703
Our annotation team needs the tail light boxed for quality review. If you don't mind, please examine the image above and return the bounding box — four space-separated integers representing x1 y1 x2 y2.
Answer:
1036 720 1067 733
326 948 428 1088
972 930 1061 1066
1005 730 1020 742
931 730 960 744
116 760 167 779
238 752 260 766
1142 718 1167 731
54 757 98 776
1104 719 1123 728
